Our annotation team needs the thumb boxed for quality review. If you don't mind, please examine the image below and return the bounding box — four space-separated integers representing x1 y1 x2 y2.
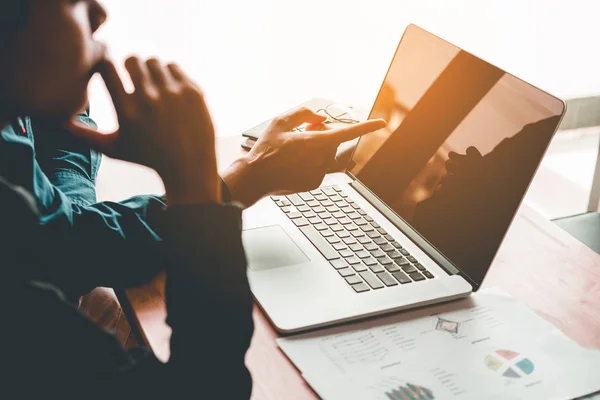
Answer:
64 120 119 155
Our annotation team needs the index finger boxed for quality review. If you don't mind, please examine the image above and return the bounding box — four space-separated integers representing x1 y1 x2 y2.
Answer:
275 107 328 131
98 60 128 110
311 119 386 144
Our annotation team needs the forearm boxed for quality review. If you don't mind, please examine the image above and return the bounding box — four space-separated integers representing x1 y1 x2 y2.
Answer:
163 203 253 397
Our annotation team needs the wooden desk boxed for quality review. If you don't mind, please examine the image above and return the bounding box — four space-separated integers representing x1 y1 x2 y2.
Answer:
125 136 600 400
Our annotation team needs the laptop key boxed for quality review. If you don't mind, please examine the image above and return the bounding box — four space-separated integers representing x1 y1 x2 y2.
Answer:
343 237 357 245
330 259 349 270
387 250 403 259
314 194 328 201
402 265 417 274
308 217 321 225
366 216 375 223
293 218 309 227
358 237 371 245
348 213 362 220
346 256 361 265
287 194 305 206
369 264 385 274
360 225 375 233
415 263 426 271
325 219 338 226
356 250 371 259
409 272 426 281
326 205 339 213
282 206 294 214
299 225 340 260
331 211 345 219
306 200 320 208
274 200 284 207
341 206 354 214
423 271 434 279
338 268 355 277
395 259 410 267
321 200 334 207
330 224 344 232
345 275 363 285
297 205 310 213
362 257 378 266
364 242 378 251
384 234 395 241
385 264 401 272
345 223 359 231
321 229 335 237
352 262 368 272
358 209 368 216
407 256 418 263
351 230 365 238
319 212 332 220
359 271 384 289
373 237 386 245
352 282 371 293
400 249 411 256
380 243 395 252
330 195 343 202
378 228 388 235
378 256 394 265
327 236 341 244
390 241 402 249
314 223 328 231
337 231 351 239
288 212 302 219
310 189 322 195
299 192 313 201
333 243 347 251
339 249 353 258
349 244 363 252
322 187 337 196
354 218 368 226
313 206 326 213
351 203 361 210
303 211 317 219
370 249 386 258
333 186 342 192
368 231 381 239
377 272 399 287
392 271 412 284
339 217 352 225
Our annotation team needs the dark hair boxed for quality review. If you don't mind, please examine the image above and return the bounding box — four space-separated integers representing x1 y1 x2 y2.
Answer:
0 0 29 35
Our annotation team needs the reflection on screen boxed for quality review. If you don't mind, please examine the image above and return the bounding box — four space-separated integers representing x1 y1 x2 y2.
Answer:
348 25 564 286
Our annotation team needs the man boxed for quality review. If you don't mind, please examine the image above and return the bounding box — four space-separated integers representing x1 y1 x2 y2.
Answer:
0 0 385 398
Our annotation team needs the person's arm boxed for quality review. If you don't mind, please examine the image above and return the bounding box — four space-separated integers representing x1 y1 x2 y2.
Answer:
29 109 228 297
7 197 252 399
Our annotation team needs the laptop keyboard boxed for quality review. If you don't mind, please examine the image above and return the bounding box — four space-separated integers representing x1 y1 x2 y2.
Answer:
271 186 435 293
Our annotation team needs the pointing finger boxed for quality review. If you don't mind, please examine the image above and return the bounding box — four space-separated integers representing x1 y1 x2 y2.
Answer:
311 119 386 145
274 107 328 131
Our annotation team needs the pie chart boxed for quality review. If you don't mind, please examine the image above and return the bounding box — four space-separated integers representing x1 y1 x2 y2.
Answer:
484 350 535 378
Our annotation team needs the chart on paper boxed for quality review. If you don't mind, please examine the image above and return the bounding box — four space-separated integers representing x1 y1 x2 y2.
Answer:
484 350 535 379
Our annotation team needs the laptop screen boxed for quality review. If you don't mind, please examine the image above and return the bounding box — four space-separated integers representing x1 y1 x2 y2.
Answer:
347 25 565 287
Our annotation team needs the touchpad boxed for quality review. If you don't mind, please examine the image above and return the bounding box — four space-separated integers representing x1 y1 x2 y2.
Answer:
243 225 309 271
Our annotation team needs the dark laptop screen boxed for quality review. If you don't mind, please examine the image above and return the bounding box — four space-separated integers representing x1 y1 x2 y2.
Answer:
347 25 565 286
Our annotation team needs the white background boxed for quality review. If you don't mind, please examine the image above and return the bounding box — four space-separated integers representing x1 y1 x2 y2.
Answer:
89 0 600 203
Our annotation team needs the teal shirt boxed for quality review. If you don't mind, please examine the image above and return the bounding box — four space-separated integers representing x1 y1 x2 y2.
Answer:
0 111 166 299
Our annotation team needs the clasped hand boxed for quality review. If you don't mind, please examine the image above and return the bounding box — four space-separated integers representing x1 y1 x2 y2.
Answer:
68 57 386 207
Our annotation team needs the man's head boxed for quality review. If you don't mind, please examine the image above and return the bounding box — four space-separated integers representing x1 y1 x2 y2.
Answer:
0 0 107 119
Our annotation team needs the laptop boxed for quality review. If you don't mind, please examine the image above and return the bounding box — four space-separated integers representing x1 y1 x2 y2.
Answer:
242 24 566 333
